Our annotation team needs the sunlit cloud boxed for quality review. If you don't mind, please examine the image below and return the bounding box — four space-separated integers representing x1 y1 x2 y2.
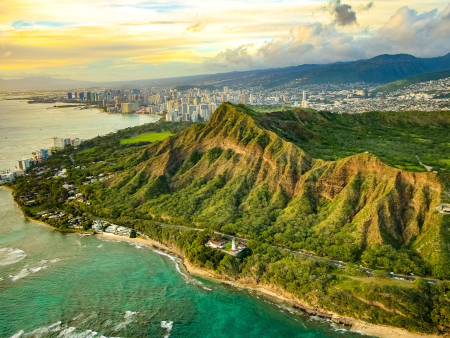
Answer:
0 0 448 80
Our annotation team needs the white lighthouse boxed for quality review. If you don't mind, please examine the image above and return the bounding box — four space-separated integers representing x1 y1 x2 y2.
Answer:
232 237 236 251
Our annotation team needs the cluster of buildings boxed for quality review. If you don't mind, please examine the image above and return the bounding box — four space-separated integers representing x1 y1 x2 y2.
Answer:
90 220 132 237
67 87 223 122
255 77 450 113
0 137 83 185
207 237 246 256
51 137 82 150
58 75 449 124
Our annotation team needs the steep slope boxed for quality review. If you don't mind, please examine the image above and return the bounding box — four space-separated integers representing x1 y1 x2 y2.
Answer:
100 103 448 269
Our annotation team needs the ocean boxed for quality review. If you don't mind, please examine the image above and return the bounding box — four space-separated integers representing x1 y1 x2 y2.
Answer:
0 99 367 338
0 99 159 171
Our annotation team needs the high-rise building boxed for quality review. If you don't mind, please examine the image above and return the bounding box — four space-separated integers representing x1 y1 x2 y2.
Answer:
199 104 209 118
17 159 31 171
79 92 85 101
182 103 188 115
301 100 308 108
209 103 217 116
51 137 65 150
37 149 48 160
71 138 81 147
302 91 308 101
86 92 91 101
68 93 72 100
121 102 139 113
238 94 248 104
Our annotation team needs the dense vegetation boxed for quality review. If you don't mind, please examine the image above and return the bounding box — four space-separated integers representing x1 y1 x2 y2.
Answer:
257 108 450 172
9 103 450 334
124 221 450 333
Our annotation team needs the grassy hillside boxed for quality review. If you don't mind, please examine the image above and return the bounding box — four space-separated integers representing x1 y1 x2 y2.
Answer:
64 104 448 276
256 109 450 173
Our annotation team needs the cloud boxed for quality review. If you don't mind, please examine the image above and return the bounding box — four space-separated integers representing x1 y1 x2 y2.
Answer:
322 0 357 26
333 1 357 26
185 23 206 33
204 45 255 69
204 3 450 71
359 2 374 12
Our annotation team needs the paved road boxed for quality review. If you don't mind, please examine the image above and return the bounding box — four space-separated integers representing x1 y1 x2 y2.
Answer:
154 221 436 284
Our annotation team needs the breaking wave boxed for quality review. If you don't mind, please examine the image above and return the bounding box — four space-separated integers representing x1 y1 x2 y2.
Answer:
0 247 27 266
128 242 144 249
161 321 173 338
9 266 48 281
113 311 138 331
152 249 212 291
9 321 123 338
9 257 61 281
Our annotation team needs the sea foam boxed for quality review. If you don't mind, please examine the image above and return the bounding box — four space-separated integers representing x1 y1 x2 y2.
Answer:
0 247 26 266
9 266 48 281
113 311 138 331
161 321 173 338
11 322 124 338
9 257 61 281
152 249 212 291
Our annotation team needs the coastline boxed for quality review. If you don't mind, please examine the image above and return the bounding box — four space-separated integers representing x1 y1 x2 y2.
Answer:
2 185 442 338
90 232 444 338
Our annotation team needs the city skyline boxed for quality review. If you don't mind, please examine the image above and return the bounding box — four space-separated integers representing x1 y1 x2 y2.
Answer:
1 0 450 81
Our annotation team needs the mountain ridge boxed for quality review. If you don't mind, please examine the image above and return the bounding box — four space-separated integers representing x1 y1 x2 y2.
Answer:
2 52 450 91
98 103 447 271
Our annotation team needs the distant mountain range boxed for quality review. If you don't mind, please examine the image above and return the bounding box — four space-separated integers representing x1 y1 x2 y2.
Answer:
1 52 450 92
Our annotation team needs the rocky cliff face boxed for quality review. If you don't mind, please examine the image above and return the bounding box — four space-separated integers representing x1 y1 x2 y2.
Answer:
108 103 447 266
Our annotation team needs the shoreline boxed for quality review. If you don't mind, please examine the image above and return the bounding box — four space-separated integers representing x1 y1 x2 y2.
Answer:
90 232 443 338
1 187 442 338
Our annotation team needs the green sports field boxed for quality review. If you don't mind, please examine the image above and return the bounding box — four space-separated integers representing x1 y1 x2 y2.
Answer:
120 131 174 144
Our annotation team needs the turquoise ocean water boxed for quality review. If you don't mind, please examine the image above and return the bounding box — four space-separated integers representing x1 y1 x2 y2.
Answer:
0 99 369 338
0 188 368 338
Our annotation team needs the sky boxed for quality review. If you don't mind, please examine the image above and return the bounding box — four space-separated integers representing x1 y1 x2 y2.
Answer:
0 0 449 81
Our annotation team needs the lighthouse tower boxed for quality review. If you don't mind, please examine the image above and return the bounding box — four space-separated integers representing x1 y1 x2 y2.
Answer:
232 237 236 251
